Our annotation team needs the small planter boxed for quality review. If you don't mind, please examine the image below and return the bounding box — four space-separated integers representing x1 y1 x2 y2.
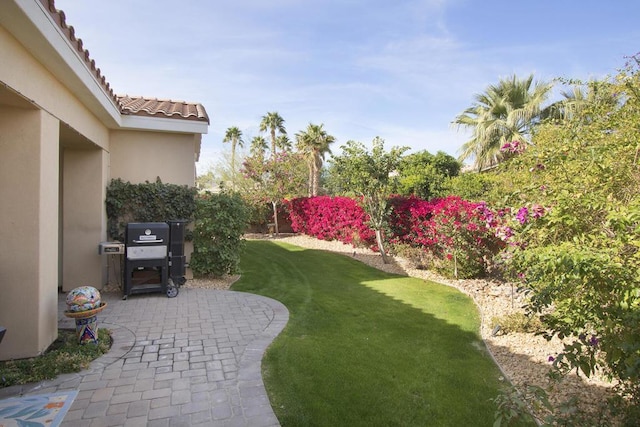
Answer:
63 286 107 345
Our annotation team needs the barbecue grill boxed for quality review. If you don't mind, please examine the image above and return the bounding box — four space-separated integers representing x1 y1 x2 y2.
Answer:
123 221 187 299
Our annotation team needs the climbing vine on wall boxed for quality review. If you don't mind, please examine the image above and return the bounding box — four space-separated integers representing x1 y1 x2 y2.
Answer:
105 177 197 241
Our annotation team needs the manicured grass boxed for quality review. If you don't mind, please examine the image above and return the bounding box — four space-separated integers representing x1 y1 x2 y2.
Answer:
233 240 518 426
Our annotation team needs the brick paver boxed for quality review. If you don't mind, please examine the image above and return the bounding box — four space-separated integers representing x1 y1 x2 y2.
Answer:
0 289 288 426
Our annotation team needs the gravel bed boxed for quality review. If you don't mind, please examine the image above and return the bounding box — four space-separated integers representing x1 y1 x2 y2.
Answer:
192 233 617 420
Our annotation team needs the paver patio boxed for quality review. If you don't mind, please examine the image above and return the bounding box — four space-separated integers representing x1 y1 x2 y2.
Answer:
0 288 289 426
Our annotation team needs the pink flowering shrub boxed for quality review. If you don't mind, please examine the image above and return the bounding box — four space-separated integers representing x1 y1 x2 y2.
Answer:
286 196 376 247
416 196 506 278
287 195 506 278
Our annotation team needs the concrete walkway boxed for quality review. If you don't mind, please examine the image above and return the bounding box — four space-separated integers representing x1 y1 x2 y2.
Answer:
0 288 289 426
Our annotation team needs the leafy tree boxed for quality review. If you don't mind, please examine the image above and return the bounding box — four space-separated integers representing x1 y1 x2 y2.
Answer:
441 170 496 202
295 123 336 196
453 74 552 171
328 137 408 262
241 151 307 235
396 150 461 200
493 57 640 423
260 111 287 157
223 126 244 190
196 170 216 191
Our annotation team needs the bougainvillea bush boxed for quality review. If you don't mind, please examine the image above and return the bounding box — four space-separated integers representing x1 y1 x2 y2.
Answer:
286 196 376 247
287 194 505 279
388 195 506 279
488 58 640 423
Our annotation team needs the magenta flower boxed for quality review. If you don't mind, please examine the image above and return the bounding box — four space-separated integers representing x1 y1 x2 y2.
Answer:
548 356 555 362
516 207 529 224
531 204 545 219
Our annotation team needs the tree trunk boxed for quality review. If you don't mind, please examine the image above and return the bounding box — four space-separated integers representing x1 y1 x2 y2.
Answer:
453 251 458 279
307 161 314 197
375 229 389 264
312 154 322 196
272 200 279 236
231 144 236 191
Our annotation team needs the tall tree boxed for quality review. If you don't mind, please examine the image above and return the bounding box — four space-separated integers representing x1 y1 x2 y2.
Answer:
249 135 268 159
222 126 244 190
542 79 618 123
328 137 408 263
453 74 552 171
260 111 287 156
276 134 292 153
295 123 336 196
241 151 307 235
396 150 461 200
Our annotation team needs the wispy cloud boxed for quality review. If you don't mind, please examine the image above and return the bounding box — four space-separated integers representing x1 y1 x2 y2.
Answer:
54 0 640 174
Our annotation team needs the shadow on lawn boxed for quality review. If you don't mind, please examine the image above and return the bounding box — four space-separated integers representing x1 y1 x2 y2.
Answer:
237 239 513 426
247 235 617 423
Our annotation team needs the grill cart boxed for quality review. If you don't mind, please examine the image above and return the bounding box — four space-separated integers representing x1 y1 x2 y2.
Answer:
123 221 187 299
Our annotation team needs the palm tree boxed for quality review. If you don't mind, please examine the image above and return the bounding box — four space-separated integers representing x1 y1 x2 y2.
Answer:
223 126 244 190
259 112 287 157
249 135 268 159
295 123 336 196
276 134 292 153
453 74 552 171
542 80 617 123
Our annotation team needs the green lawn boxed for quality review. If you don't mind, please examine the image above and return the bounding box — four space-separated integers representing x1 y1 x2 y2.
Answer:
233 240 515 426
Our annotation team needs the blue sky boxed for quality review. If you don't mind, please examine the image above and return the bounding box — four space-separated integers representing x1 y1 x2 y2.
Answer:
54 0 640 173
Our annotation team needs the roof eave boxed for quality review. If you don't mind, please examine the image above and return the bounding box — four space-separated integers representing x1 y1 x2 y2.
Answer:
120 115 209 134
2 0 122 127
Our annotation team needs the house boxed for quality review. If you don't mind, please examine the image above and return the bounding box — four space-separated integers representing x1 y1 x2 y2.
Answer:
0 0 210 360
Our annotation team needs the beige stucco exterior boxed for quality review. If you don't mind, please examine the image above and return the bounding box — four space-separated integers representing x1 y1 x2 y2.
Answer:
0 0 209 360
110 130 201 186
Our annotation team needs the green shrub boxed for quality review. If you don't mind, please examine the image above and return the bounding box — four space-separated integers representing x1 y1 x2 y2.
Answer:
190 191 251 277
442 171 497 202
105 177 196 241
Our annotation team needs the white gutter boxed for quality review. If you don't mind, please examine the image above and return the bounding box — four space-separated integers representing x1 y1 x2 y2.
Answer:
121 115 209 134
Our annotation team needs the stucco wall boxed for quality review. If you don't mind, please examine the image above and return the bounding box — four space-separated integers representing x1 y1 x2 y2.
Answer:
61 147 108 292
0 25 110 150
109 130 198 186
0 2 206 360
0 107 59 360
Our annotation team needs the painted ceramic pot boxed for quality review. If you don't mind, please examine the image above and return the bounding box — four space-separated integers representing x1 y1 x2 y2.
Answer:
66 286 102 312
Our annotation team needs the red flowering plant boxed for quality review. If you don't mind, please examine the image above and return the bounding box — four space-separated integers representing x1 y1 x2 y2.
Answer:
387 195 435 246
286 196 376 248
386 195 505 278
424 196 505 279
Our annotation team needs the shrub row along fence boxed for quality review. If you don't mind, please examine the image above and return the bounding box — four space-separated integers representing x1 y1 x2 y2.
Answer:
286 195 506 279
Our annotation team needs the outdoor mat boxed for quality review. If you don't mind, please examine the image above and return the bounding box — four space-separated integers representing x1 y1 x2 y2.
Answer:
0 390 78 427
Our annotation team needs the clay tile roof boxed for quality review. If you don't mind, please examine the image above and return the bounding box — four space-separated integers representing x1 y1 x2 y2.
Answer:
40 0 209 125
118 96 210 123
